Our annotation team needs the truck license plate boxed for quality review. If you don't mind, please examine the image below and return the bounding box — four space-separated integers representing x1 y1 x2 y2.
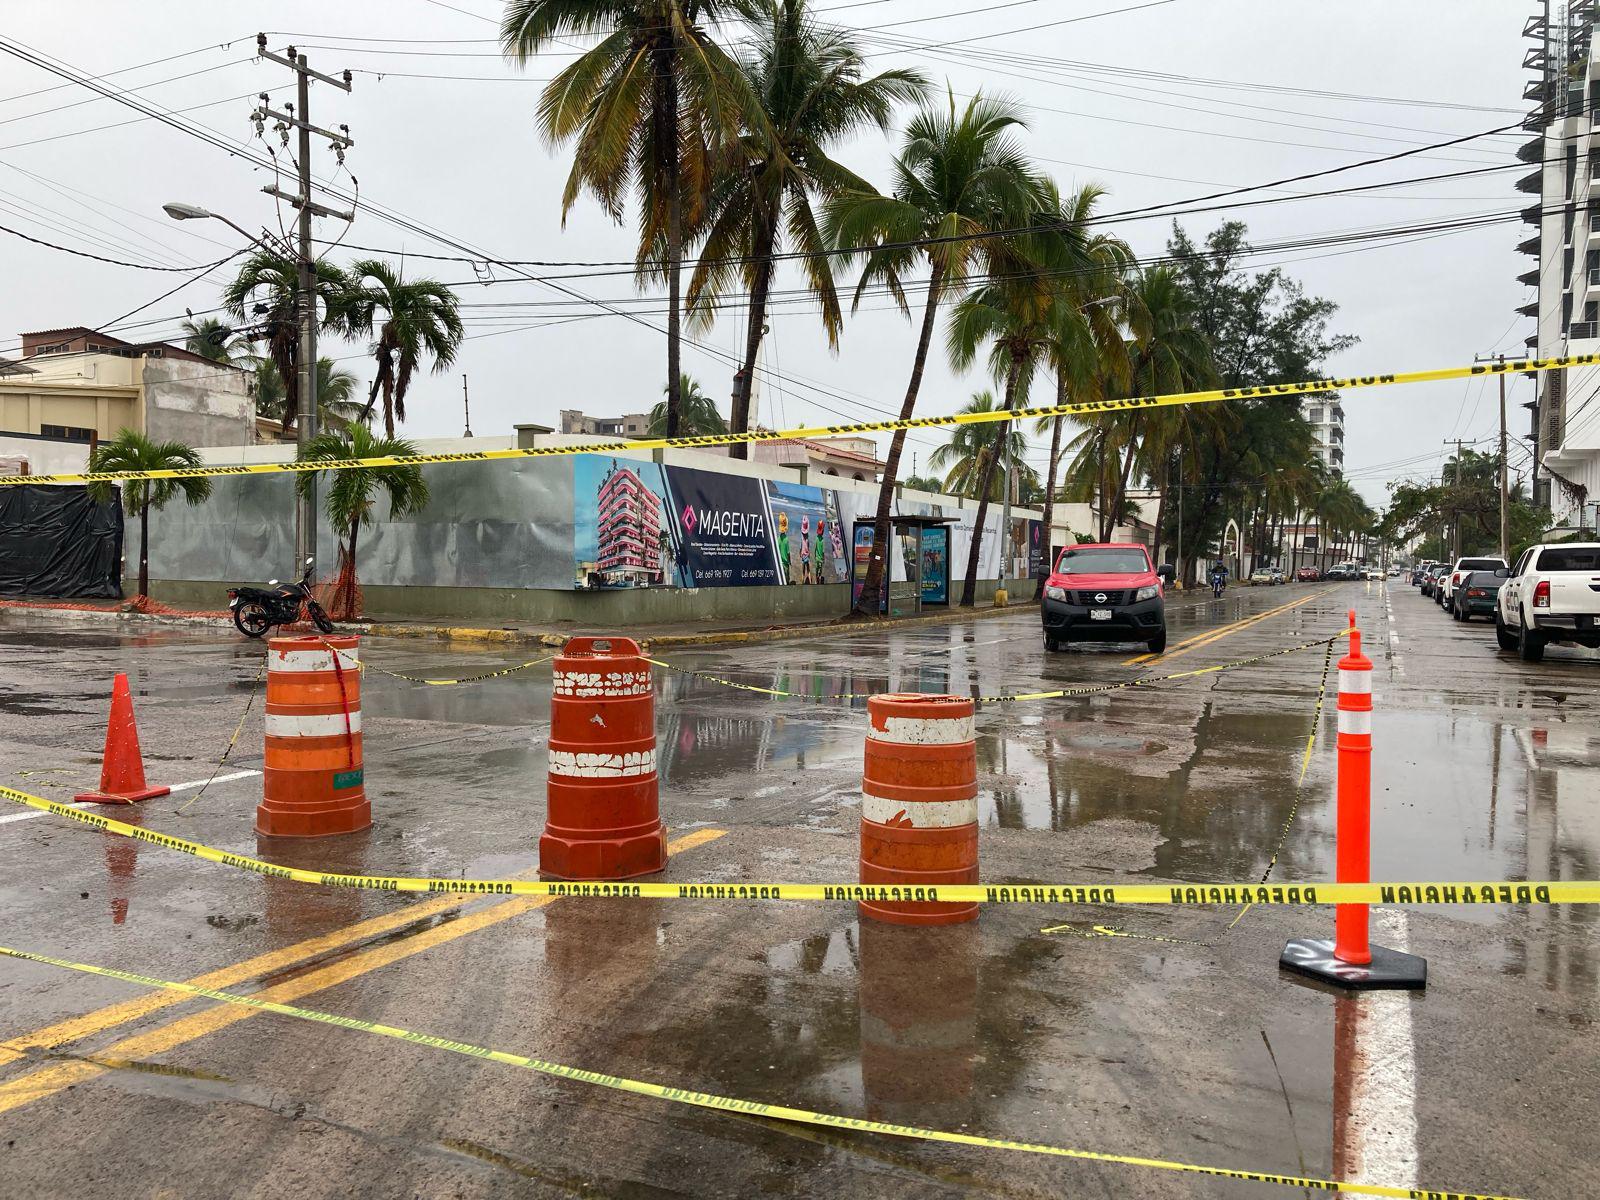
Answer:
1089 609 1112 621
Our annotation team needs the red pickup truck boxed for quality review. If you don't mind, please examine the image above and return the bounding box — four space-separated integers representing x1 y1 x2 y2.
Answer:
1041 542 1167 654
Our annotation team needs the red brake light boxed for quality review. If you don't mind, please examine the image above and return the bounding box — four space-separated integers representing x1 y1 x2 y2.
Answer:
1452 572 1461 585
1534 580 1551 608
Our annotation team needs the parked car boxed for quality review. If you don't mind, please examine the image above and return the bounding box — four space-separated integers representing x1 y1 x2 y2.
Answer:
1269 566 1286 584
1296 566 1320 582
1410 563 1430 586
1495 543 1600 661
1420 564 1445 597
1452 569 1506 622
1439 555 1507 610
1042 542 1166 654
1250 567 1276 585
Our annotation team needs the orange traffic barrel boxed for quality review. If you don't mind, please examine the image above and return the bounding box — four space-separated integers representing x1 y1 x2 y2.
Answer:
859 693 979 926
539 636 666 880
256 635 370 838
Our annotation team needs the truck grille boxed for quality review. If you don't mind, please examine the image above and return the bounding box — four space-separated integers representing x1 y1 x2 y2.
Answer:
1075 589 1126 605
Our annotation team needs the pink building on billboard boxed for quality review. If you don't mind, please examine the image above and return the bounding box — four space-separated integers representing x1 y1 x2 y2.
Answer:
596 463 666 586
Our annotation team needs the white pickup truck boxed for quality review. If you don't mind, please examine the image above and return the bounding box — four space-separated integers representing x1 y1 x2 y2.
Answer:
1495 543 1600 661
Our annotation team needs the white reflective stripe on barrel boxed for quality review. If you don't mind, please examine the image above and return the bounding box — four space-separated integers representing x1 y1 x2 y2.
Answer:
553 670 651 698
1337 709 1372 736
270 647 360 673
548 749 657 778
861 793 979 828
869 714 976 745
264 711 362 737
1338 669 1372 694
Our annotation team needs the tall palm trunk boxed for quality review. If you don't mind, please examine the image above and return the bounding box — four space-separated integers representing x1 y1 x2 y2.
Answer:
959 351 1023 607
1110 414 1140 542
137 497 151 600
1033 392 1067 601
336 518 361 621
730 213 777 460
1097 429 1117 541
656 41 683 440
852 265 944 618
1151 455 1171 568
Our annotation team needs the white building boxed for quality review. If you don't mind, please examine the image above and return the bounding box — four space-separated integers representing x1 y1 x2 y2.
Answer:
1523 2 1600 528
1301 396 1345 477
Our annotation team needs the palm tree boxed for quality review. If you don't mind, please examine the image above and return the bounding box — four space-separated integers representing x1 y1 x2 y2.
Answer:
295 425 431 620
343 259 465 438
180 316 250 366
686 0 925 456
1106 267 1214 536
255 358 367 431
944 185 1124 606
825 91 1043 616
647 373 727 434
85 430 212 601
221 250 353 430
928 391 1037 501
502 0 754 439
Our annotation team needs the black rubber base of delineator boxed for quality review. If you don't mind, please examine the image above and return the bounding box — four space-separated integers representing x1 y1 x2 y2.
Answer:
1278 938 1428 991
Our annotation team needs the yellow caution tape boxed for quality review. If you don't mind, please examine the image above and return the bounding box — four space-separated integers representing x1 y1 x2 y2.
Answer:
646 657 868 700
3 355 1584 486
3 786 1596 908
0 944 1522 1200
354 651 555 687
649 633 1348 706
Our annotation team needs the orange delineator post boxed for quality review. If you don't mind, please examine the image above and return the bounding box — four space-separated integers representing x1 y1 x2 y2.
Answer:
256 635 370 838
75 672 170 805
1279 609 1425 990
539 636 666 881
1334 607 1372 965
858 693 979 927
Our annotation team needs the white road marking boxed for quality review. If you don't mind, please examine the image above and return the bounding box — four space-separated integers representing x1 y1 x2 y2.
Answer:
1347 908 1420 1188
0 770 261 825
168 770 260 793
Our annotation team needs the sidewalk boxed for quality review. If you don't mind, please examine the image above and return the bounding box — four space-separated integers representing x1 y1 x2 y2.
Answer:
1 585 1232 649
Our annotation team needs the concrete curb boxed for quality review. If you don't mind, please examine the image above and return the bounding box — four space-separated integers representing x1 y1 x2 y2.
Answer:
5 581 1262 647
0 602 372 636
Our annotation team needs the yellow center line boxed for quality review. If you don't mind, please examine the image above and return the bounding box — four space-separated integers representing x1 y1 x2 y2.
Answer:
1123 588 1334 667
0 827 726 1116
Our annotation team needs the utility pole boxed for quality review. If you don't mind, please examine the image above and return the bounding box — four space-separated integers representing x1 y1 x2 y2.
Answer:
462 375 473 438
1473 353 1511 560
1000 428 1013 587
1440 437 1469 558
255 36 354 578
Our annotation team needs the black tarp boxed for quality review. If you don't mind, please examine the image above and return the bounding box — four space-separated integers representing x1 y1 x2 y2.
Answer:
0 484 123 598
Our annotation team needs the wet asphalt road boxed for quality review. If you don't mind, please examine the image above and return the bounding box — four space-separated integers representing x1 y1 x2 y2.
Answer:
0 581 1596 1198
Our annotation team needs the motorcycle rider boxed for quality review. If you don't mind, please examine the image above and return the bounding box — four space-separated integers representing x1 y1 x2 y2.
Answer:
1209 560 1229 597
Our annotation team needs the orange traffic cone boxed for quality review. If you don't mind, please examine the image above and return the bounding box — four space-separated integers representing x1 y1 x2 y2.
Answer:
75 673 170 805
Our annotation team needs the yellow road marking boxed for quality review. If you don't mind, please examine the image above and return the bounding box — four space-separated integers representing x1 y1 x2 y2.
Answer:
1123 589 1331 666
0 828 726 1116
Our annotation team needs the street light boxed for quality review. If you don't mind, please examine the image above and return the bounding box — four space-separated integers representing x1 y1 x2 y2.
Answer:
163 200 316 577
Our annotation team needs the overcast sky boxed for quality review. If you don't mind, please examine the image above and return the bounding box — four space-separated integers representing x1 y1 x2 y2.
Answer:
0 0 1533 506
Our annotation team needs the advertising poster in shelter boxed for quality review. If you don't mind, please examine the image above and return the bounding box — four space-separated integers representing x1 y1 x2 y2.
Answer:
763 480 848 585
572 456 681 590
920 525 949 604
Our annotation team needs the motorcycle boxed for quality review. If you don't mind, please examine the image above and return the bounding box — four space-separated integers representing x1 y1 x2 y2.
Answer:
228 557 335 638
1210 571 1227 598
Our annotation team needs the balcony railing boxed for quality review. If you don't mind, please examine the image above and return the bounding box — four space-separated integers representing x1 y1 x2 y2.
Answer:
1570 320 1599 339
1590 267 1600 286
